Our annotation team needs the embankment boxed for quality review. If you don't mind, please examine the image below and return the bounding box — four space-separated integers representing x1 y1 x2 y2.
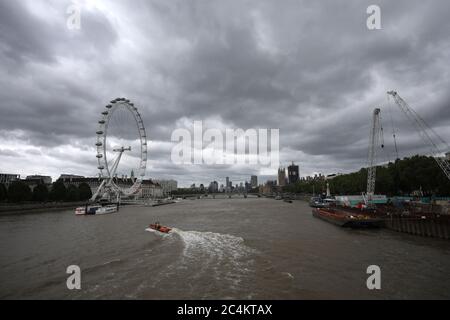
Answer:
0 202 85 215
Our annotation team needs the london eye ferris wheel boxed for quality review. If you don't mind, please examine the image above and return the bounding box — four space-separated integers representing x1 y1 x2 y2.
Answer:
91 98 147 201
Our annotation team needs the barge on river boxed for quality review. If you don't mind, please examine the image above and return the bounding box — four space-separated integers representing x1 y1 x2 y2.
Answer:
312 207 383 228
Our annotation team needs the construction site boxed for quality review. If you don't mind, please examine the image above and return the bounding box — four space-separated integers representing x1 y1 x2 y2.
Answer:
310 91 450 239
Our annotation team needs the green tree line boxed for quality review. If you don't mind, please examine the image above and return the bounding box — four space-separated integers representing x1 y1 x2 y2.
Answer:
283 155 450 196
0 180 92 203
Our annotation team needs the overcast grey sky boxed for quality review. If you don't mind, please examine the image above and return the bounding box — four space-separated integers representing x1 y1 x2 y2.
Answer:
0 0 449 187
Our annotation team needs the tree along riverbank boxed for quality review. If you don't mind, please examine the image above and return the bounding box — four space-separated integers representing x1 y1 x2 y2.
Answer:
0 201 86 215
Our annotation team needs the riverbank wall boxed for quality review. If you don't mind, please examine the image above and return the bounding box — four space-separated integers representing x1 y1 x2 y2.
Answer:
0 202 85 215
384 215 450 240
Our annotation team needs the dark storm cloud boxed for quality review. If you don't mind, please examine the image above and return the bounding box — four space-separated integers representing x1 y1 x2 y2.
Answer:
0 1 53 63
0 0 117 65
0 0 449 184
0 0 118 147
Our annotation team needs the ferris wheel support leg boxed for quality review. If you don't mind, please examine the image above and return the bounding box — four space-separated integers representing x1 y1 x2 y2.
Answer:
105 148 127 188
91 179 107 202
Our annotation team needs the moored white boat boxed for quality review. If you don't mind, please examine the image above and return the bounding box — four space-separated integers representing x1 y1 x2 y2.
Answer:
75 207 87 215
75 205 100 215
74 204 118 215
95 204 118 215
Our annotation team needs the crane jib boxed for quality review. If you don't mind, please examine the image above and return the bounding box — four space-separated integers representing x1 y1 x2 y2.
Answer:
387 91 450 181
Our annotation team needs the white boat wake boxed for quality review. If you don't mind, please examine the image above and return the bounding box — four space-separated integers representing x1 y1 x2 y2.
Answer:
171 228 254 260
138 227 260 298
173 228 257 291
145 227 254 257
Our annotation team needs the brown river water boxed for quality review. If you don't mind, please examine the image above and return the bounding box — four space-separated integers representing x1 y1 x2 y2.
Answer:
0 198 449 299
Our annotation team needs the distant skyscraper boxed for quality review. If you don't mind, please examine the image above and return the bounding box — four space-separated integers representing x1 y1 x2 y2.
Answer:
250 175 258 187
209 181 218 192
288 162 299 184
278 167 286 186
226 177 230 191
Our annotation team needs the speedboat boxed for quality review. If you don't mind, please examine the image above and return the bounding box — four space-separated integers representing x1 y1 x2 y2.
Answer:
148 223 172 234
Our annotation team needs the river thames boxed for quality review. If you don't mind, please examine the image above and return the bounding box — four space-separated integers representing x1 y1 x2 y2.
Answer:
0 198 449 299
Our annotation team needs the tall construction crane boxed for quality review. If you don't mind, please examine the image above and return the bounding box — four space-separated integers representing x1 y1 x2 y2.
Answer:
387 91 450 181
366 108 383 204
